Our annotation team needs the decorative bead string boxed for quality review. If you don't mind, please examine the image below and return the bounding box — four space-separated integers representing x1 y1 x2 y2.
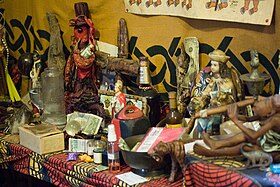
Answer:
0 12 8 72
2 36 9 73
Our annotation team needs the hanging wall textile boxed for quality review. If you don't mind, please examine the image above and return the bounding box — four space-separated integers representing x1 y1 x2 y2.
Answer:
124 0 275 25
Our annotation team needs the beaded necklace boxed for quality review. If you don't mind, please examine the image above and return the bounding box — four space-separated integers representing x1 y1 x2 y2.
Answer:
0 12 8 73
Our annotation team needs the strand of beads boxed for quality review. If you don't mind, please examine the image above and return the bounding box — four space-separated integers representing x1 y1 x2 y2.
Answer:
2 37 9 73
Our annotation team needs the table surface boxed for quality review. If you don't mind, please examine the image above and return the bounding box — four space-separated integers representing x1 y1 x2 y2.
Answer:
0 135 279 187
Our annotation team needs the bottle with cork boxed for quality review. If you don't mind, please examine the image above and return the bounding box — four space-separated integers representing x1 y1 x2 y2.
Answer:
107 124 121 173
165 92 183 128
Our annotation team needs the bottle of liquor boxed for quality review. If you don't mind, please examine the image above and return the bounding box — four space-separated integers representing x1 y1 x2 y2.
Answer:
136 56 161 127
165 92 183 128
107 124 120 173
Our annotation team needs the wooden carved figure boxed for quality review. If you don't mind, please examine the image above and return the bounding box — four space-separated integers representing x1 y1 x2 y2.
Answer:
64 2 105 117
193 95 280 161
148 140 186 183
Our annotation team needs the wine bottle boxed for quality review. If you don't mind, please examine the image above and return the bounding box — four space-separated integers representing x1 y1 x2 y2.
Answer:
165 92 183 128
135 56 161 127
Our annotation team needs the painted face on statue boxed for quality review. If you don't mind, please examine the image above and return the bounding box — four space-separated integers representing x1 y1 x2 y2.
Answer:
210 60 220 74
115 84 121 93
74 25 89 44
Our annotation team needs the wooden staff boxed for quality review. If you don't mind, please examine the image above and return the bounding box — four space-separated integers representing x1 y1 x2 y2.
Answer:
193 97 255 118
185 97 255 134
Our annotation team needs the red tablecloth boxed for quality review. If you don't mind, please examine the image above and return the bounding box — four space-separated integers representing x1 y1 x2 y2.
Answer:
0 138 271 187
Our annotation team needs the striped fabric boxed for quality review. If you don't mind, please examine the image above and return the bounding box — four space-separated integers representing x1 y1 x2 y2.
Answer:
0 137 270 186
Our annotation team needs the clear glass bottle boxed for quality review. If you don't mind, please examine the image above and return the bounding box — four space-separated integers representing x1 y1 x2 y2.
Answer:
93 134 106 164
165 92 183 128
136 56 161 127
41 67 66 129
107 124 120 172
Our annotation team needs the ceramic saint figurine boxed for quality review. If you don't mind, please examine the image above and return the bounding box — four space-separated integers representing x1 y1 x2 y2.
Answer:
188 49 240 137
193 95 280 162
111 79 126 117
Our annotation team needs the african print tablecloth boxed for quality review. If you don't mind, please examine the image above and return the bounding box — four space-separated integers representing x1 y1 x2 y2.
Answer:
0 137 278 187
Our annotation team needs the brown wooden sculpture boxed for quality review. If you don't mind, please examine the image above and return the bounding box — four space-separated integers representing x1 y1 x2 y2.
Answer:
46 12 66 71
148 140 186 183
193 95 280 161
64 3 139 118
117 18 129 59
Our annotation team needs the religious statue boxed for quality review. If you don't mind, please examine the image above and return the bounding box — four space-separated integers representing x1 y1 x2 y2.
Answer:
111 79 126 117
193 95 280 163
187 49 242 137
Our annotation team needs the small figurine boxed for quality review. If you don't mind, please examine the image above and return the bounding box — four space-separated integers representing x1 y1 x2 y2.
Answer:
29 50 42 89
148 140 186 183
193 95 280 160
29 51 43 121
111 79 126 117
240 143 273 169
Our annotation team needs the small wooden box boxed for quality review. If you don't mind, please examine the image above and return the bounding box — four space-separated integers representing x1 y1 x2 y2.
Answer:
19 126 65 154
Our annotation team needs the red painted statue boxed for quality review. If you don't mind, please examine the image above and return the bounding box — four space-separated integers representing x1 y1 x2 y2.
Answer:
64 2 105 117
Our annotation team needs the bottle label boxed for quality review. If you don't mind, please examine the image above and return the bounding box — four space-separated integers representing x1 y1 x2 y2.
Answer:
93 152 102 164
139 67 150 84
87 146 94 156
166 123 182 128
107 152 120 160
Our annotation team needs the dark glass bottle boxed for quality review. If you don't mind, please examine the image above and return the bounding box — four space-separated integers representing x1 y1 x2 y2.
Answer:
165 92 183 128
136 56 161 127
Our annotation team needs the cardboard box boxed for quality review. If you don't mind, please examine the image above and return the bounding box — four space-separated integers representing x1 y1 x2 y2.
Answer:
19 126 65 154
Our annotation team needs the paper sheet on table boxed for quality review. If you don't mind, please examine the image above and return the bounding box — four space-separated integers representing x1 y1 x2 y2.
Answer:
116 172 148 185
184 139 210 154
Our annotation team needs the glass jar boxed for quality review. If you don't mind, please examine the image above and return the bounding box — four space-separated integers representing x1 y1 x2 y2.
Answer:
41 67 66 129
93 134 106 164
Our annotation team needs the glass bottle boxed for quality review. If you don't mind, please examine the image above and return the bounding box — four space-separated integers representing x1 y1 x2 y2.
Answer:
41 67 66 129
165 92 183 128
135 56 161 127
107 124 120 172
92 134 106 164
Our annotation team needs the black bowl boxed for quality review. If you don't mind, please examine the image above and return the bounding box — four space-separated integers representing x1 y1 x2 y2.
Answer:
120 134 170 176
